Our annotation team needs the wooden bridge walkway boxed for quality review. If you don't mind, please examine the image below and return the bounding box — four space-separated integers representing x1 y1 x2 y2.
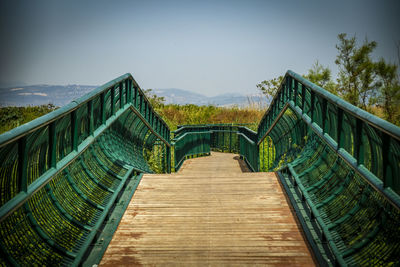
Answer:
100 152 315 266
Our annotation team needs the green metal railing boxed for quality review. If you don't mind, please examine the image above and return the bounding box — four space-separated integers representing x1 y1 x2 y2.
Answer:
0 73 170 266
257 70 400 266
173 131 211 171
172 124 258 171
1 70 400 266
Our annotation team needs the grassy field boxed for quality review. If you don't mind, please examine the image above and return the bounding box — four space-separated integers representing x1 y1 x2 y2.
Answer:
156 104 264 131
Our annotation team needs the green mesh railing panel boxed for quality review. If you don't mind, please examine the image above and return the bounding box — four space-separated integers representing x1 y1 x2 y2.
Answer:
173 124 258 171
0 74 170 266
258 70 400 266
173 131 211 171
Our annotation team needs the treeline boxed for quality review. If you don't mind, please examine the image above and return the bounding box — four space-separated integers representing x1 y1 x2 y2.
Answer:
0 104 56 135
257 33 400 126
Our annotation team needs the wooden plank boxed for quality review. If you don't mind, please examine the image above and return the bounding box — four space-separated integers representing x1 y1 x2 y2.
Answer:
100 152 315 266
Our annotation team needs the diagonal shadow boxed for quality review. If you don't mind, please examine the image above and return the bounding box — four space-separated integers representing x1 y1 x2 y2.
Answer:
233 156 251 172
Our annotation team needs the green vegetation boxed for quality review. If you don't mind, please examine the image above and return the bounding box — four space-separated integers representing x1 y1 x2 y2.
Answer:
143 89 264 131
304 61 338 94
0 104 56 134
157 104 263 131
256 76 284 103
258 33 400 126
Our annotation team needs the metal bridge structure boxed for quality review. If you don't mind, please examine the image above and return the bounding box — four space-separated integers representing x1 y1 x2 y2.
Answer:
0 71 399 266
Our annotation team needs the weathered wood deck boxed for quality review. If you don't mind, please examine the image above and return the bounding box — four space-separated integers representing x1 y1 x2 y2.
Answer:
100 152 315 266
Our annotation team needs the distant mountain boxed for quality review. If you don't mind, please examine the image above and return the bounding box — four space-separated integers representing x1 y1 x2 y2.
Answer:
152 88 208 105
0 85 98 107
0 85 267 108
153 88 267 107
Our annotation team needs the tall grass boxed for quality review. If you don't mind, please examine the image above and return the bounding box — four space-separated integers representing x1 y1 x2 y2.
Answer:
156 104 265 131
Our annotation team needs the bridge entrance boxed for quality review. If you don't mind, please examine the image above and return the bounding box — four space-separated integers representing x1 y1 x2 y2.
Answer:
100 152 315 266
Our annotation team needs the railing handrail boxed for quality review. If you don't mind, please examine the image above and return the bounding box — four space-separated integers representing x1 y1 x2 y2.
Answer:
176 123 255 128
258 70 400 141
0 73 170 148
174 124 257 137
172 131 212 143
237 132 256 145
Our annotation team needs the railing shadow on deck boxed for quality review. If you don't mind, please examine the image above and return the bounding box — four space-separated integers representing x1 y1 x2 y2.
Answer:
233 155 251 172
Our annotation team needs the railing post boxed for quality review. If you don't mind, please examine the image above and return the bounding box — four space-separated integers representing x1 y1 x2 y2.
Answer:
294 80 298 106
48 121 57 168
100 92 106 124
354 118 364 165
147 105 150 122
287 76 292 101
310 91 315 122
133 86 137 107
139 94 143 115
229 127 232 152
18 136 28 192
277 92 281 110
222 130 225 152
262 139 265 171
119 82 123 109
301 84 305 113
130 80 133 103
161 143 166 172
111 86 115 116
71 110 78 151
156 118 159 134
336 108 343 148
145 103 148 121
256 142 260 172
144 101 147 119
126 79 130 104
382 133 392 188
267 137 269 170
167 145 171 173
322 98 327 134
88 100 94 136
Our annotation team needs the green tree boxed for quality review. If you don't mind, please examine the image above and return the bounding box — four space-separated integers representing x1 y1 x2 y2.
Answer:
144 89 165 109
304 61 337 94
256 76 283 102
335 33 377 108
374 59 400 124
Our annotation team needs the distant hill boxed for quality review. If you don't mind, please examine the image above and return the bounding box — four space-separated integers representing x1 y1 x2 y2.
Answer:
0 85 97 107
0 85 267 108
153 88 267 107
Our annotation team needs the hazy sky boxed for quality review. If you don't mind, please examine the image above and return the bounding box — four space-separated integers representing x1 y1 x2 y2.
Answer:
0 0 399 96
